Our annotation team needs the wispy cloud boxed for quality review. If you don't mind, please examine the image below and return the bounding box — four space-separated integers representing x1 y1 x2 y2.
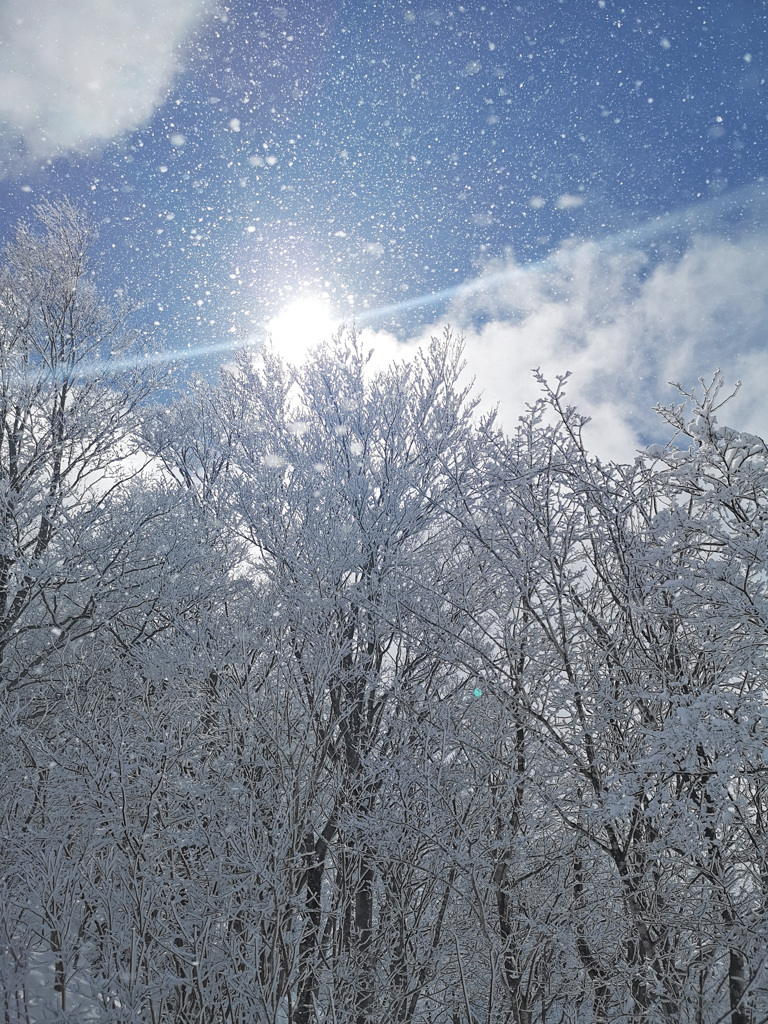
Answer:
0 0 209 172
364 187 768 463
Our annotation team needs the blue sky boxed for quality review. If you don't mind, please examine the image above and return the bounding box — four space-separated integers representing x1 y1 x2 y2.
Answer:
0 0 766 458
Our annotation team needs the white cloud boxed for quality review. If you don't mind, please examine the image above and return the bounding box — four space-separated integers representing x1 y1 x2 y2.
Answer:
0 0 209 170
381 190 768 463
358 327 413 375
453 229 768 460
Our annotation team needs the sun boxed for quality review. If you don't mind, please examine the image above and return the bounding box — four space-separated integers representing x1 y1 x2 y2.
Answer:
266 295 339 364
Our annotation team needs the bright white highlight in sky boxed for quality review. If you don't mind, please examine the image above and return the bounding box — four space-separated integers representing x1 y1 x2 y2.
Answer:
267 296 339 364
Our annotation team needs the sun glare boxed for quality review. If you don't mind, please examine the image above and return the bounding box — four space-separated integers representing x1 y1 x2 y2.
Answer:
266 295 339 364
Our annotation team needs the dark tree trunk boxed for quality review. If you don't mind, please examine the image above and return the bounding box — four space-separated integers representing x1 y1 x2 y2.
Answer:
728 946 750 1024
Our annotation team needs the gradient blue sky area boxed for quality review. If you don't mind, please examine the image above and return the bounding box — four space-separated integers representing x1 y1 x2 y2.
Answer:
0 0 766 457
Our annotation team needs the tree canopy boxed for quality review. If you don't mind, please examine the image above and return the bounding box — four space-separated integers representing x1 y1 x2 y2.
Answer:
1 202 766 1024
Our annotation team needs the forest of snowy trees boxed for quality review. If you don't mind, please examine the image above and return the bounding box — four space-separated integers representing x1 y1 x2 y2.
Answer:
1 202 766 1024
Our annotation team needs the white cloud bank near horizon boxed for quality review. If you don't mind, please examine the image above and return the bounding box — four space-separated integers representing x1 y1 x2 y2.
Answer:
361 191 768 464
457 229 768 462
0 0 208 170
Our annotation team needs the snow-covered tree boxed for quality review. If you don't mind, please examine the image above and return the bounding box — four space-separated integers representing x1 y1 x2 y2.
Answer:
2 206 766 1024
0 198 159 703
